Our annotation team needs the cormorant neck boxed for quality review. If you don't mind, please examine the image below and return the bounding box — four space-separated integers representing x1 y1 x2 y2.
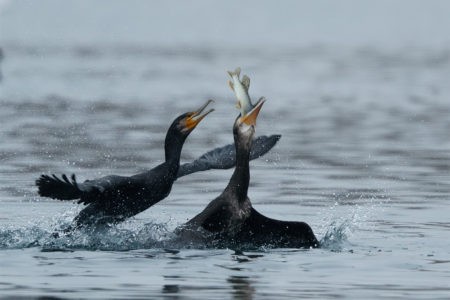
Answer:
164 130 185 169
225 134 251 202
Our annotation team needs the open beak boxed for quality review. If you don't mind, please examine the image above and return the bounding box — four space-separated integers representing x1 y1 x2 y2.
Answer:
241 97 265 126
185 99 215 131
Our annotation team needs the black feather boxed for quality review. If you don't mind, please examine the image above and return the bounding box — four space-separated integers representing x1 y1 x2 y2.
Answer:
36 173 81 200
177 134 281 178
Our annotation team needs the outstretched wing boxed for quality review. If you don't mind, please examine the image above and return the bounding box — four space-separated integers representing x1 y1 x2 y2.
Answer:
36 174 81 200
75 175 132 205
177 134 281 178
36 173 131 205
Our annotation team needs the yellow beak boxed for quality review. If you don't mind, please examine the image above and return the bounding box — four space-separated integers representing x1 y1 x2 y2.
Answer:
185 99 215 131
241 98 265 126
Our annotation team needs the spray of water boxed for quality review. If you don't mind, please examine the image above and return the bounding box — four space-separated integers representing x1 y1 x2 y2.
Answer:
0 209 175 251
0 192 388 251
318 193 388 251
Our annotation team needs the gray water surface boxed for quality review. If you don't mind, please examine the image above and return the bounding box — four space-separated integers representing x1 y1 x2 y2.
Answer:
1 1 450 299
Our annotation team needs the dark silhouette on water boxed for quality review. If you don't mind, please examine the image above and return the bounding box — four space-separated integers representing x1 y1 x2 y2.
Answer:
183 100 319 249
176 134 280 178
37 100 215 226
36 100 281 227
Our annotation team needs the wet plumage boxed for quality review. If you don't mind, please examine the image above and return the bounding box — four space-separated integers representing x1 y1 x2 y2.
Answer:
183 101 319 249
37 101 214 226
36 100 282 227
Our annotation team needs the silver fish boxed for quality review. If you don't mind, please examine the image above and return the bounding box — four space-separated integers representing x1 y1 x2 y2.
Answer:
227 67 254 117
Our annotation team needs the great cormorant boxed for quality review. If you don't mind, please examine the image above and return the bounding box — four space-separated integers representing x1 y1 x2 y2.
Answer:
36 100 215 226
36 100 281 226
183 100 319 249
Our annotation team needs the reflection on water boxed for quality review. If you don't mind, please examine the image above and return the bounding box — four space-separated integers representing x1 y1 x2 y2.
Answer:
228 276 254 300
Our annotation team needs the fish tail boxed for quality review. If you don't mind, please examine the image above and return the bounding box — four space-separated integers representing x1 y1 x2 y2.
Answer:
227 67 241 79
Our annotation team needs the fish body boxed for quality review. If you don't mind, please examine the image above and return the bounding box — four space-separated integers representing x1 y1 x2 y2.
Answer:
227 67 253 117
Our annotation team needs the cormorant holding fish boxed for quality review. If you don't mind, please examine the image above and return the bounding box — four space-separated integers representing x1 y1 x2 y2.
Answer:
182 71 319 249
36 100 281 226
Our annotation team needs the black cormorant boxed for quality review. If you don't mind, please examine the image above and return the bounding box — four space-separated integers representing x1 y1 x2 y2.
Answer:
183 100 319 249
36 100 215 226
36 100 281 226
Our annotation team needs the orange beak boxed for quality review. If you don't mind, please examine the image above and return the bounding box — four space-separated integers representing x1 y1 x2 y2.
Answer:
240 97 265 126
185 99 215 131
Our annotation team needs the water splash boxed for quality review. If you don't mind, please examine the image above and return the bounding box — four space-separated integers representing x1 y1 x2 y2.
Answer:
42 222 175 251
0 193 388 252
318 194 388 251
319 221 351 251
0 217 178 251
0 225 49 249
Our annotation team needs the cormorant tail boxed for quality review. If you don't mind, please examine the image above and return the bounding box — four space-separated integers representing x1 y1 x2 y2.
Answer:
177 134 281 178
36 174 81 200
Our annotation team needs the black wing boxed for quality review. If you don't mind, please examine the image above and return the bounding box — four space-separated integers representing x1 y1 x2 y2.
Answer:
36 173 130 205
177 134 281 178
36 174 81 200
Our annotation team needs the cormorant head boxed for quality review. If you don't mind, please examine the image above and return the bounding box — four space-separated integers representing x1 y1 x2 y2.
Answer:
233 97 265 148
172 99 215 138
